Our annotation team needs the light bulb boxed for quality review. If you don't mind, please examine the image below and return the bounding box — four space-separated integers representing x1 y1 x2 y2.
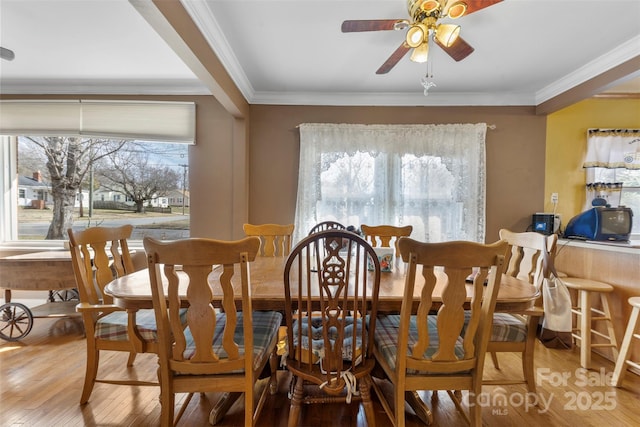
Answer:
410 42 429 63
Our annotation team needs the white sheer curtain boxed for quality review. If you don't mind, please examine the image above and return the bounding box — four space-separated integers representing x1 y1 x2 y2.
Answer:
294 123 487 244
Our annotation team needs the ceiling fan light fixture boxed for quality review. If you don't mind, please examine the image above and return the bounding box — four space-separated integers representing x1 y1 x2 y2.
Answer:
435 24 460 47
410 41 429 63
447 1 467 19
420 0 441 14
406 23 428 48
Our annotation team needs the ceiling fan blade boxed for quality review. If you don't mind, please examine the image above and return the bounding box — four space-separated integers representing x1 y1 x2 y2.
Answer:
434 36 474 62
0 47 15 61
461 0 503 16
341 19 401 32
376 43 411 74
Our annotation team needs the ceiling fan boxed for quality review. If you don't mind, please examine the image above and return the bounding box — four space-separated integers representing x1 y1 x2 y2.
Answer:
1 47 15 61
341 0 502 74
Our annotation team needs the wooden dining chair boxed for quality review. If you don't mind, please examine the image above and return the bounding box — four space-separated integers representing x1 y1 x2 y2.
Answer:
371 237 508 427
483 229 558 395
307 220 346 235
360 224 412 254
144 236 282 427
68 225 158 404
283 230 381 427
243 223 295 257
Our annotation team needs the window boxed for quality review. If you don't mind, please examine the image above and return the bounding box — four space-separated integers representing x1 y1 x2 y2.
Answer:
1 99 195 244
295 123 487 243
590 168 640 238
584 129 640 239
14 136 189 241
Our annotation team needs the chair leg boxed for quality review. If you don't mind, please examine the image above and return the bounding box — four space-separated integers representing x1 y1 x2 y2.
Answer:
126 351 137 367
288 376 304 427
174 393 194 426
600 293 620 362
579 290 592 369
80 344 99 404
523 315 539 396
490 351 500 369
159 384 174 427
468 386 482 427
359 376 376 427
269 346 279 395
612 305 640 387
245 384 254 427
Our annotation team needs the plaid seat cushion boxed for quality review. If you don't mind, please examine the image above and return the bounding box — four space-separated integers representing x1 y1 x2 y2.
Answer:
183 311 282 372
373 314 465 374
462 311 527 343
291 316 364 364
488 313 527 342
95 308 187 342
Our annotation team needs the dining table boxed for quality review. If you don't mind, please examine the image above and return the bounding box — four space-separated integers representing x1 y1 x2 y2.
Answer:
105 255 538 313
104 255 539 425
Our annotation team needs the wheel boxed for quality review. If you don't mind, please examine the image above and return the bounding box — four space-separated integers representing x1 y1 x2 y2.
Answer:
50 288 80 302
0 302 34 341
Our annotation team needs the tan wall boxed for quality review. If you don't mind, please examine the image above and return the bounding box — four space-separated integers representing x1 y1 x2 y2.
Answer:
545 98 640 225
248 105 547 242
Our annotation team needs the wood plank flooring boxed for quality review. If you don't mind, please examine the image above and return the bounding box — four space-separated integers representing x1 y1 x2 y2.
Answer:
1 311 639 426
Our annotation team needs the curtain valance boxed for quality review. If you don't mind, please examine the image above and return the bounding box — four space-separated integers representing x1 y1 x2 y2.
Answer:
298 123 487 156
584 129 640 169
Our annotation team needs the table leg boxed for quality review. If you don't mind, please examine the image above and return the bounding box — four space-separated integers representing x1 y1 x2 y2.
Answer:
209 392 243 425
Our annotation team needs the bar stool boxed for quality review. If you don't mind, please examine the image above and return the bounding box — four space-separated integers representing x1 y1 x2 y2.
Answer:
612 297 640 387
562 277 619 369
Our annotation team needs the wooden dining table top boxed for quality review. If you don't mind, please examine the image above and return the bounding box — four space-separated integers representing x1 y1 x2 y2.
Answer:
104 255 538 313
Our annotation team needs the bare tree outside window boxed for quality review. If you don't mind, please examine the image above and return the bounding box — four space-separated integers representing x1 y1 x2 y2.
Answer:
23 137 126 239
17 137 189 241
95 145 181 213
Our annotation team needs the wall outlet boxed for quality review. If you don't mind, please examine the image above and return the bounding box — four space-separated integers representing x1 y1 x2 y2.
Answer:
551 193 558 204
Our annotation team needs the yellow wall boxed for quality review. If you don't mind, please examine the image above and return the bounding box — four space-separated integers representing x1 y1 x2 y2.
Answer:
545 98 640 228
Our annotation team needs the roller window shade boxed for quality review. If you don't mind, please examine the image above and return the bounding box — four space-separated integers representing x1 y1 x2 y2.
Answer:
0 100 81 136
0 100 195 144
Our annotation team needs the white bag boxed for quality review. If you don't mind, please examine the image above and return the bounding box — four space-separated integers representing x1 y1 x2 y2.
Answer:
539 251 573 349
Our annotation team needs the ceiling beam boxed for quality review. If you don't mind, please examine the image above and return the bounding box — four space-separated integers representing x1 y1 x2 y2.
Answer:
536 55 640 115
130 0 249 118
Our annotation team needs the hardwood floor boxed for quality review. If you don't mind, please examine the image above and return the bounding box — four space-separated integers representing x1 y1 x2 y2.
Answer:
1 310 639 426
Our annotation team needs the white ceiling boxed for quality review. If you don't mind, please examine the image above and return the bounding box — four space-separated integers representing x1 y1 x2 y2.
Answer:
1 0 639 107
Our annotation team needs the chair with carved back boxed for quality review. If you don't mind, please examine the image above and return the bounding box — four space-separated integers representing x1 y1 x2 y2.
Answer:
360 224 412 255
307 220 346 235
371 238 508 427
144 236 282 427
68 225 158 404
243 223 295 257
483 229 558 395
283 230 381 427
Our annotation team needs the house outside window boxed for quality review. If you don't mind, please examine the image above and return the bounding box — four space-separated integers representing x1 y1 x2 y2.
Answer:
10 137 190 241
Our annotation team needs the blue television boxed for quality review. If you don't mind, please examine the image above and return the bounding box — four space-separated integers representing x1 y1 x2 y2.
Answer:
564 207 633 241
